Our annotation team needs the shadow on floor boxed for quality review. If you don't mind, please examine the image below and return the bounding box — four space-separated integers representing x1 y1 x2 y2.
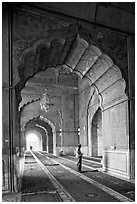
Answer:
81 169 98 173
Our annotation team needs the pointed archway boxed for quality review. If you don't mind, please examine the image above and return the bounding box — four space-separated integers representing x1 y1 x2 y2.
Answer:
91 108 102 157
16 21 130 179
24 116 55 154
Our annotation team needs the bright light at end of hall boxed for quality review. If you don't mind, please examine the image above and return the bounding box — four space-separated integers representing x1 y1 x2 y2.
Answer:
26 132 39 151
26 133 38 142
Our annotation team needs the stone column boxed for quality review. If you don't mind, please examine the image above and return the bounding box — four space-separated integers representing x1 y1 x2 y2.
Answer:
10 88 20 192
61 95 66 148
20 126 25 154
127 35 135 179
2 3 14 192
74 94 79 145
3 4 20 191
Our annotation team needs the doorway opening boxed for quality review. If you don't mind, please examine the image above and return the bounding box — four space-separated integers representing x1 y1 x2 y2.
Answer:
26 131 42 151
91 108 102 157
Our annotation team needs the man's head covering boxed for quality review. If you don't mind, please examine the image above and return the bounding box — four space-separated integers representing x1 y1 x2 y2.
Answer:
78 144 81 148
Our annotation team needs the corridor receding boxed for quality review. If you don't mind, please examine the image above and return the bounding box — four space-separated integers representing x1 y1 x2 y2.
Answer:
2 2 135 198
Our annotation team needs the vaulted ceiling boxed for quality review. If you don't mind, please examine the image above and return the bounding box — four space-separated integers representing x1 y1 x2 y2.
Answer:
11 4 129 132
13 7 128 102
19 33 127 112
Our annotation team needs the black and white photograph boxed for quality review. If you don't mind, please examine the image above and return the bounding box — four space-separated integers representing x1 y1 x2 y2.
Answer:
2 1 135 202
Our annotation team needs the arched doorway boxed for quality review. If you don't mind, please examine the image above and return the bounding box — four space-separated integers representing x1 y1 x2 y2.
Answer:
41 121 53 153
91 108 102 157
25 131 43 151
23 116 54 153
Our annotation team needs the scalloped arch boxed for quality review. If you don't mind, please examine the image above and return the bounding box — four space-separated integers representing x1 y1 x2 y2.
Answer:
19 33 127 113
20 97 41 111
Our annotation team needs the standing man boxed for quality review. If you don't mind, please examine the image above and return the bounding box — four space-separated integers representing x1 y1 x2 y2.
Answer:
76 144 83 172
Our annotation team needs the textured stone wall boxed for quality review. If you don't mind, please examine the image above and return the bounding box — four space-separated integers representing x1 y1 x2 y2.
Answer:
103 101 129 150
29 2 134 33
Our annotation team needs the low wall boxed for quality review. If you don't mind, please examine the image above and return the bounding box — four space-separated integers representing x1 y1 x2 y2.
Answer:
55 146 76 156
103 149 130 179
81 146 89 157
2 155 10 193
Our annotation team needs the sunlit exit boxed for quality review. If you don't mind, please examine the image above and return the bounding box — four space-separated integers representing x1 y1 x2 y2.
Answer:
26 132 42 151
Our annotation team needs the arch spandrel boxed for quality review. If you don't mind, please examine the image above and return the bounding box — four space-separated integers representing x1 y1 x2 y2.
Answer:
21 101 41 129
47 38 66 66
13 22 77 86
